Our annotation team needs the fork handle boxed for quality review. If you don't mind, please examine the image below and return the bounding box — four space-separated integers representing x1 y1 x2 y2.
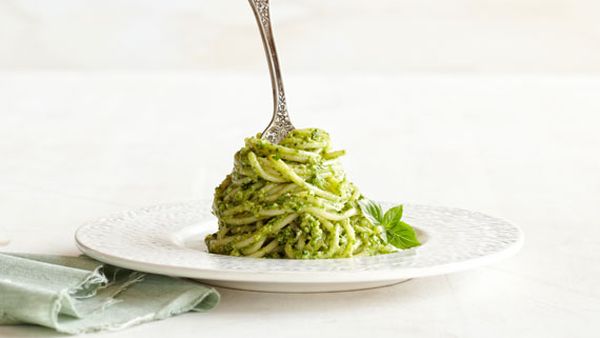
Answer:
248 0 294 143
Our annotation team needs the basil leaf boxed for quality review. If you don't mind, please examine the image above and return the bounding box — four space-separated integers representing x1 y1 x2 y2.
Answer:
386 221 420 249
359 200 421 250
358 199 383 225
382 205 403 229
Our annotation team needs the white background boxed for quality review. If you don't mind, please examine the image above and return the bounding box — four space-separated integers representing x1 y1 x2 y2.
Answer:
1 0 600 73
1 1 599 337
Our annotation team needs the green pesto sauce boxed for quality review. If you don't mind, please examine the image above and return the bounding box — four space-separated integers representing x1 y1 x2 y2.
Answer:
206 128 397 259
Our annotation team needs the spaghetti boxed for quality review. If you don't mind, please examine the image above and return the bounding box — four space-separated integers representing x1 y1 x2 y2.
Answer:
205 128 397 258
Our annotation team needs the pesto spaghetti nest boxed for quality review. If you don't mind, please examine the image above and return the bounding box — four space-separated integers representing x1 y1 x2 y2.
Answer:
205 128 400 259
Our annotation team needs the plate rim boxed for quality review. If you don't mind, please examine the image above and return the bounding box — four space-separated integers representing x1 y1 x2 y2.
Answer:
75 200 524 283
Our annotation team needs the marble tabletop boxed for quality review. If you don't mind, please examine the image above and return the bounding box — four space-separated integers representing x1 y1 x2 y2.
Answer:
0 71 598 338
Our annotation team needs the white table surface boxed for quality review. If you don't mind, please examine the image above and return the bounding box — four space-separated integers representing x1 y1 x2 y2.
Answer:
0 71 599 338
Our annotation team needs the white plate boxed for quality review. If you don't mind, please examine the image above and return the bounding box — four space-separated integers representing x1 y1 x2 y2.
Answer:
75 201 523 293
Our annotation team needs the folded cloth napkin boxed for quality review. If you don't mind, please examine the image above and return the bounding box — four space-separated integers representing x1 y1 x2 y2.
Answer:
0 253 219 334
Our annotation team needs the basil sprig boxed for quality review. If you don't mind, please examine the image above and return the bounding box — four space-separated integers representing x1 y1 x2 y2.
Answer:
358 199 420 249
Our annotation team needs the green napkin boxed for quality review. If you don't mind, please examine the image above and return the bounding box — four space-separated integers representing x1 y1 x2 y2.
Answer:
0 253 219 334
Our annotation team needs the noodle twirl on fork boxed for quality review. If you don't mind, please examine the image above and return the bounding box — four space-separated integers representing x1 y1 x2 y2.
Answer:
205 128 419 259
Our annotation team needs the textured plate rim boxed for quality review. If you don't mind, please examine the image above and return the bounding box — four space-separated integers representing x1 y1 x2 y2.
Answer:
74 201 524 284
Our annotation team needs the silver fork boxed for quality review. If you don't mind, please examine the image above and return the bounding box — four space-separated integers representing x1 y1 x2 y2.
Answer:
248 0 295 144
